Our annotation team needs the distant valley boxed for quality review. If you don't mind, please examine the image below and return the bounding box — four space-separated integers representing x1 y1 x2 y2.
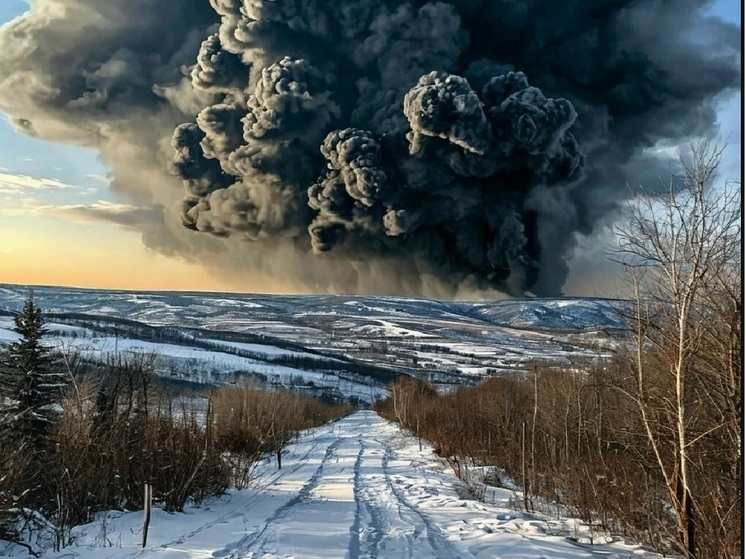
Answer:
0 284 628 402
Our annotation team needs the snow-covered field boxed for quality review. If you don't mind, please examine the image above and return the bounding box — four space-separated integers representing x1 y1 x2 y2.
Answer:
3 411 660 559
0 317 386 403
0 284 628 393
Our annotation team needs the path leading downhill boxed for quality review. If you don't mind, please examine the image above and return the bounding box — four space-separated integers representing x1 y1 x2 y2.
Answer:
38 411 661 559
207 413 468 559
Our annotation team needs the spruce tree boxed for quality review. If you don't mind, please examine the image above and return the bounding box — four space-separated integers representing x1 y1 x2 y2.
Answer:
0 296 66 447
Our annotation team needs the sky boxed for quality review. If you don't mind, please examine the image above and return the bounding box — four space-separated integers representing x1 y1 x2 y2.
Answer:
0 0 246 292
0 0 741 297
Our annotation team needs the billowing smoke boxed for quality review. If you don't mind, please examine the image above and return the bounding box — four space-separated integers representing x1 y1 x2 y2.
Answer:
0 0 738 296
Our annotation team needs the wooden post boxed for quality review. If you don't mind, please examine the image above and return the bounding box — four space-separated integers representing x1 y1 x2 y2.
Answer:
55 491 63 552
142 483 152 548
522 422 529 512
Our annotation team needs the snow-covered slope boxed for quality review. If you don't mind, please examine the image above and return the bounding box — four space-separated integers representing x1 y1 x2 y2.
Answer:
0 284 628 393
4 410 660 559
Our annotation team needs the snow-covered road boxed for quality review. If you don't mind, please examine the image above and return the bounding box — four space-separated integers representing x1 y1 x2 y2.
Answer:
19 411 660 559
214 426 468 559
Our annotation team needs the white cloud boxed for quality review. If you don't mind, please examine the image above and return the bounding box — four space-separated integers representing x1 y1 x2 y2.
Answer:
0 171 75 193
40 200 141 216
84 173 112 185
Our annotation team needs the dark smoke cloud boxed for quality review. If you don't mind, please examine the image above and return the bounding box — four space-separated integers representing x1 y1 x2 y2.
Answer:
0 0 738 297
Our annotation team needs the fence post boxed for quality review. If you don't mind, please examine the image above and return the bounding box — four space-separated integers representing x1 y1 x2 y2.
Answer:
522 422 529 512
142 483 152 548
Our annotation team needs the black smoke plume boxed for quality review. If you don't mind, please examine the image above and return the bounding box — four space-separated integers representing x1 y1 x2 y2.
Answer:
0 0 738 296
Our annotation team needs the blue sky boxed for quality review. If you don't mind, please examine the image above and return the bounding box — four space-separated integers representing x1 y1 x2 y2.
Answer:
0 1 115 224
0 1 111 200
0 0 741 293
0 0 237 290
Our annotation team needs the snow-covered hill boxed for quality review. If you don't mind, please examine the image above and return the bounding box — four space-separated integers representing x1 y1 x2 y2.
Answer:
0 284 629 399
3 410 660 559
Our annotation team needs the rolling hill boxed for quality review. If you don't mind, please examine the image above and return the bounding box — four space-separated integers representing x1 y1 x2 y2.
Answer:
0 284 628 402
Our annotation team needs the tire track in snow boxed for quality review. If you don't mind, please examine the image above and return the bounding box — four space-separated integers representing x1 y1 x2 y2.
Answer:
377 437 474 559
103 436 326 559
353 436 418 559
347 438 365 559
217 436 346 558
349 429 458 559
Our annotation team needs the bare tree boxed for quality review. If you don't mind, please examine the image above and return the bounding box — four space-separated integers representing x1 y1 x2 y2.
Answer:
611 140 741 558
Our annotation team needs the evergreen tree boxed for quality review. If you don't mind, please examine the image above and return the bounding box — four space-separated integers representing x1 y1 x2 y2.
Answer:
0 296 66 447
